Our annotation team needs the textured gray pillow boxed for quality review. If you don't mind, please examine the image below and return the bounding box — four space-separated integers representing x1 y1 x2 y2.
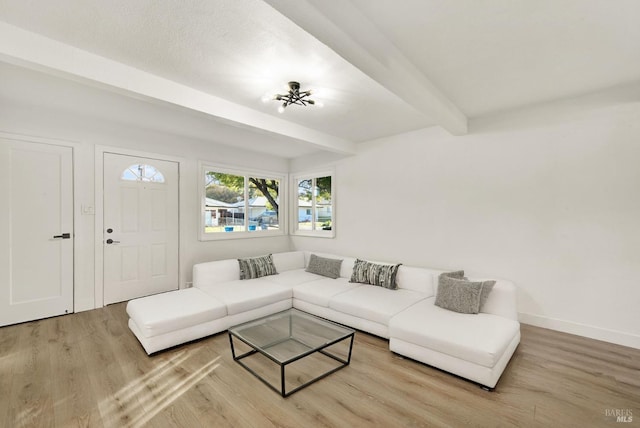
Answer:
238 254 278 280
350 259 402 290
436 271 496 313
444 270 465 280
306 254 343 279
435 274 483 314
479 280 496 311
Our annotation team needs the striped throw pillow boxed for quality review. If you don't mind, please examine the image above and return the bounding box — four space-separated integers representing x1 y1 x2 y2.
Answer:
238 254 278 280
349 259 401 290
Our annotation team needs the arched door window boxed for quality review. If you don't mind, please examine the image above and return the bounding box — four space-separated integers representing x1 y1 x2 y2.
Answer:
121 164 165 183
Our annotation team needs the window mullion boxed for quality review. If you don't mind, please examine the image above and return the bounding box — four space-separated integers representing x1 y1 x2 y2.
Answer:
311 177 316 231
244 175 249 231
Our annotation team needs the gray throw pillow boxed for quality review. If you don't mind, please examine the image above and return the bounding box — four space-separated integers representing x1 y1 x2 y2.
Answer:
479 280 496 311
435 274 483 314
238 254 278 280
436 271 495 313
306 254 343 279
350 259 402 290
444 270 465 279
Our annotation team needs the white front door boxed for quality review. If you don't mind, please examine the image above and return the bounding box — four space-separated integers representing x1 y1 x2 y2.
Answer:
0 139 74 326
103 153 179 304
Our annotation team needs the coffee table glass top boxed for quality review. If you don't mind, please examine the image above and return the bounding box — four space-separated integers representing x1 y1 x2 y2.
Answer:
228 309 354 363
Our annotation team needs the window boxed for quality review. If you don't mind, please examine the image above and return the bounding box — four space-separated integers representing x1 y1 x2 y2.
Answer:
201 164 285 240
121 164 165 183
293 172 334 237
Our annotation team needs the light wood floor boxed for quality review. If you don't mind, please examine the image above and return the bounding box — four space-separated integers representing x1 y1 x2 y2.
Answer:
1 304 638 428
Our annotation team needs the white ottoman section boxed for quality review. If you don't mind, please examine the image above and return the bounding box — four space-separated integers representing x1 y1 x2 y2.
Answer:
126 288 227 355
389 298 520 388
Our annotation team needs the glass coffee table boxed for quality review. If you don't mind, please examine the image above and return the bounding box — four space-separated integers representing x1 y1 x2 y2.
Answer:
228 309 355 397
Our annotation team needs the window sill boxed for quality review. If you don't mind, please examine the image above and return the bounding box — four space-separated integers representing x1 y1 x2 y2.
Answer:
291 230 335 239
199 229 286 241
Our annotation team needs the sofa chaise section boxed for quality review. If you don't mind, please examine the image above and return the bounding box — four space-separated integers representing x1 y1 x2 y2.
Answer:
127 287 228 354
126 251 315 354
389 281 520 388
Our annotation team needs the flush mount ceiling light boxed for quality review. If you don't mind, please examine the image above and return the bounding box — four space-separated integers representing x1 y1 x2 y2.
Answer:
268 81 322 113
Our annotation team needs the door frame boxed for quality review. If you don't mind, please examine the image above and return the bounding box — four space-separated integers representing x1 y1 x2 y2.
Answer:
0 131 78 312
95 146 184 308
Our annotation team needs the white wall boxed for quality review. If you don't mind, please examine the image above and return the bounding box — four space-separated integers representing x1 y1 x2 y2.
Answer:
0 101 291 312
291 86 640 349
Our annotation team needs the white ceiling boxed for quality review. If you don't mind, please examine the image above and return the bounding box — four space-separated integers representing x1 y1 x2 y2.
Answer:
348 0 640 117
0 0 639 158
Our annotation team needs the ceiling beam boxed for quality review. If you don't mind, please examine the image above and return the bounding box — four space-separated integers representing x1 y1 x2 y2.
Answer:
265 0 468 136
0 22 356 155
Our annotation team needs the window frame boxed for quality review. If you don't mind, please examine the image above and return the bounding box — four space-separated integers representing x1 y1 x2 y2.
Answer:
291 169 335 238
199 162 287 241
121 163 166 183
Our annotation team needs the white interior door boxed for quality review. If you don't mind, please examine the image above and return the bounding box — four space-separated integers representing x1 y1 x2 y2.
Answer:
0 139 74 326
103 153 179 304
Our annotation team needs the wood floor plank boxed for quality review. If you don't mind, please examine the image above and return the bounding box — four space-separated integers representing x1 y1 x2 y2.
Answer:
7 320 55 428
1 304 639 427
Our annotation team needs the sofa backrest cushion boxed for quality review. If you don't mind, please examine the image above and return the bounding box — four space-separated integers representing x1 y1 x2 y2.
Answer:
193 259 239 288
193 251 305 289
272 251 306 273
396 266 445 296
467 277 518 320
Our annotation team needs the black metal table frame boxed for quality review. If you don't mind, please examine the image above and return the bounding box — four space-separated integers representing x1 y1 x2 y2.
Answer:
228 319 355 397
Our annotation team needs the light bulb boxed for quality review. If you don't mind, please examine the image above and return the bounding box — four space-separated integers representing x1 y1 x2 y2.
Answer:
277 105 285 113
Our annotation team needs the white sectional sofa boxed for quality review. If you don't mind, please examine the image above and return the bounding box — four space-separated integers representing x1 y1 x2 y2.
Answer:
126 251 520 389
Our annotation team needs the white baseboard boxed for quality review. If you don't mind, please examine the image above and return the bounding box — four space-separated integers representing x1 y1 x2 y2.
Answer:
518 312 640 350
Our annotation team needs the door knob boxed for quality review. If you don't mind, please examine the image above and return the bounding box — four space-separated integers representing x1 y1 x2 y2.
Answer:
106 239 120 244
53 233 71 239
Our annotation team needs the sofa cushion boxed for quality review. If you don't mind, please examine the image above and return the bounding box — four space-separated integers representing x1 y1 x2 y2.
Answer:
198 279 291 315
471 279 518 319
293 278 362 308
329 285 426 325
193 259 239 287
304 252 356 279
265 269 325 288
435 275 484 314
389 298 520 368
306 254 343 279
435 273 497 314
126 288 227 338
272 251 305 272
479 281 496 311
238 254 278 280
350 259 402 289
396 266 446 295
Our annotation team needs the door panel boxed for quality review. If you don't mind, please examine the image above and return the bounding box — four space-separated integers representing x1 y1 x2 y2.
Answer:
0 140 73 326
103 153 179 304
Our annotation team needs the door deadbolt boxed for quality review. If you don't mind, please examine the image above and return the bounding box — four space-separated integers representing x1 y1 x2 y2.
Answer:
106 228 113 233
